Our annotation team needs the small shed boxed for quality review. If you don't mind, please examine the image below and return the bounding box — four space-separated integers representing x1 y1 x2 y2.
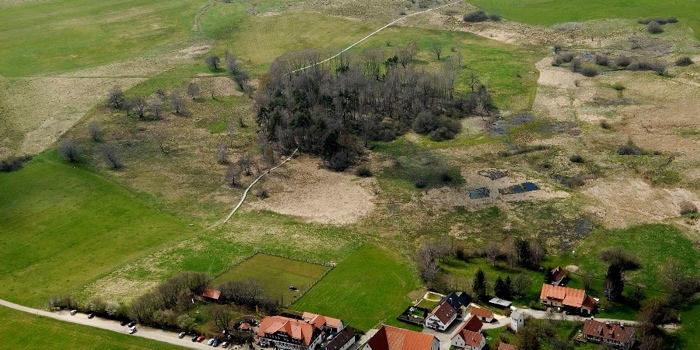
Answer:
202 288 221 301
488 298 512 308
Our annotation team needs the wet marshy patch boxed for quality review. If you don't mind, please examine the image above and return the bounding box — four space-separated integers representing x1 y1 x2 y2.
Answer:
469 187 491 199
478 169 508 180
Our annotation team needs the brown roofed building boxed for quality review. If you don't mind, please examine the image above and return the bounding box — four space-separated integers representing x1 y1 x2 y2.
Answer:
302 312 344 333
462 316 483 333
202 288 221 301
327 327 355 350
498 343 517 350
582 319 635 349
470 307 494 323
549 266 567 286
364 325 440 350
539 284 596 315
257 316 323 350
451 329 485 350
424 301 458 331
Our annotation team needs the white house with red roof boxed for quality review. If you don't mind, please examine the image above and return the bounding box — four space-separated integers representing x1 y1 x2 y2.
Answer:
470 307 494 323
257 315 323 350
539 284 596 315
451 316 485 350
424 300 458 331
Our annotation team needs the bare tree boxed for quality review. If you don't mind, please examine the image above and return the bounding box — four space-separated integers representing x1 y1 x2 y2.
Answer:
58 139 81 162
134 97 147 118
485 241 501 266
512 273 532 298
187 82 200 101
225 164 239 187
216 143 229 164
153 131 169 155
205 55 221 71
432 43 443 60
226 120 235 147
398 42 418 68
103 143 123 169
170 92 185 115
582 270 595 291
209 305 233 331
149 97 163 120
237 152 254 176
88 122 101 142
106 86 125 109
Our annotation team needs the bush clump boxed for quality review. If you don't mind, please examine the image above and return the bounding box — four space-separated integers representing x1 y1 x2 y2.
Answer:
647 21 663 34
600 120 613 130
680 201 698 215
675 56 694 66
414 179 427 189
355 166 373 177
0 155 32 172
559 52 576 63
580 68 599 77
616 142 646 155
569 155 585 163
488 13 501 21
463 10 489 22
595 54 609 66
638 17 677 25
412 110 462 141
615 55 632 67
440 172 453 182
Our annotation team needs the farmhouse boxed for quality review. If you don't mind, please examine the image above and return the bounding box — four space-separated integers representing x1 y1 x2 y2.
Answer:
257 316 323 350
451 328 485 350
510 309 525 332
424 300 458 331
364 325 440 350
539 284 596 315
582 319 636 349
470 307 494 323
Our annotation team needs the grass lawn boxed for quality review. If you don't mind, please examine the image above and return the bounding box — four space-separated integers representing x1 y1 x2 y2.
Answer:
0 0 203 76
670 297 700 349
0 153 193 307
468 0 700 40
0 306 182 350
212 254 330 305
290 245 420 331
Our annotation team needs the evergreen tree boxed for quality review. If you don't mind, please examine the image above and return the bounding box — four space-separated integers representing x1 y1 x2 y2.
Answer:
494 276 506 299
603 265 624 301
472 269 487 301
505 275 514 299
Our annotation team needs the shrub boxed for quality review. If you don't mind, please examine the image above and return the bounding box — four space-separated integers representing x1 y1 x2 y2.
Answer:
569 155 585 163
463 10 488 23
414 180 427 188
0 155 32 172
355 165 373 177
615 55 632 67
612 82 626 91
666 17 678 23
680 201 698 215
570 58 582 72
675 56 693 66
559 52 575 63
595 54 609 66
488 13 501 21
600 120 613 130
647 21 663 34
551 56 563 66
651 61 668 75
440 172 453 182
580 67 598 77
616 142 646 155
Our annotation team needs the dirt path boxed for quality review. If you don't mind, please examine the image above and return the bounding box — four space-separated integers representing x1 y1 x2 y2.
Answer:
193 0 218 34
0 299 209 349
292 1 460 73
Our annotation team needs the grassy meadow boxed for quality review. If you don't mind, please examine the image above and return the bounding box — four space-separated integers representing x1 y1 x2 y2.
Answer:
0 306 183 350
212 254 330 305
469 0 700 40
0 153 193 307
291 245 420 331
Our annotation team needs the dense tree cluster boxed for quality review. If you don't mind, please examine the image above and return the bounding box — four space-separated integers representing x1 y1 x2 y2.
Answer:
255 46 492 170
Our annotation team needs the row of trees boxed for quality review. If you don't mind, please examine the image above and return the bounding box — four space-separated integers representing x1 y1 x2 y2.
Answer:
255 45 493 170
58 136 123 169
472 269 533 302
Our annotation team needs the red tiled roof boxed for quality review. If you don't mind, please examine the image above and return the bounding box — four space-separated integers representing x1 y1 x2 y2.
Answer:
582 319 635 344
471 307 493 319
539 284 591 308
302 312 342 329
257 316 318 346
239 322 251 331
367 325 436 350
429 301 457 324
551 266 567 282
458 329 483 347
461 316 483 333
202 288 221 300
498 343 517 350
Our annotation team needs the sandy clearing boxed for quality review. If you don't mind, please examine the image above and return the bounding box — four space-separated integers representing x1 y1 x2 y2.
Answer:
583 178 698 228
192 76 243 98
247 155 376 225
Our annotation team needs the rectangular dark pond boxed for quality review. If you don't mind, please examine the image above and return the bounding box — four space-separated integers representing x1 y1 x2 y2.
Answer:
469 187 490 199
499 182 539 195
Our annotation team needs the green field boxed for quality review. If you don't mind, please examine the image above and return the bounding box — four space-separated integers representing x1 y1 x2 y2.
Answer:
0 306 182 350
0 0 202 76
213 253 330 305
290 245 420 331
0 153 193 307
469 0 700 40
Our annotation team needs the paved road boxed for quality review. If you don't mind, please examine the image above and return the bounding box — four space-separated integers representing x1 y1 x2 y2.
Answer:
0 299 210 349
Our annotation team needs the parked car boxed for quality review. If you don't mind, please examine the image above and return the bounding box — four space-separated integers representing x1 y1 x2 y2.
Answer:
207 338 215 346
120 320 128 326
178 332 186 339
129 327 137 334
212 338 219 347
87 313 95 319
191 335 199 342
197 335 206 342
221 342 229 348
70 310 78 316
127 321 136 328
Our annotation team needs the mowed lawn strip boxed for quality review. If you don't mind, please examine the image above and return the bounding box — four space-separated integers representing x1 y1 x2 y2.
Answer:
0 153 193 307
212 254 329 305
290 245 420 331
0 305 183 350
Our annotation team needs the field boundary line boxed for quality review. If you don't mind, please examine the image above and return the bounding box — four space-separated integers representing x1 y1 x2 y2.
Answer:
291 1 460 74
222 148 298 223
